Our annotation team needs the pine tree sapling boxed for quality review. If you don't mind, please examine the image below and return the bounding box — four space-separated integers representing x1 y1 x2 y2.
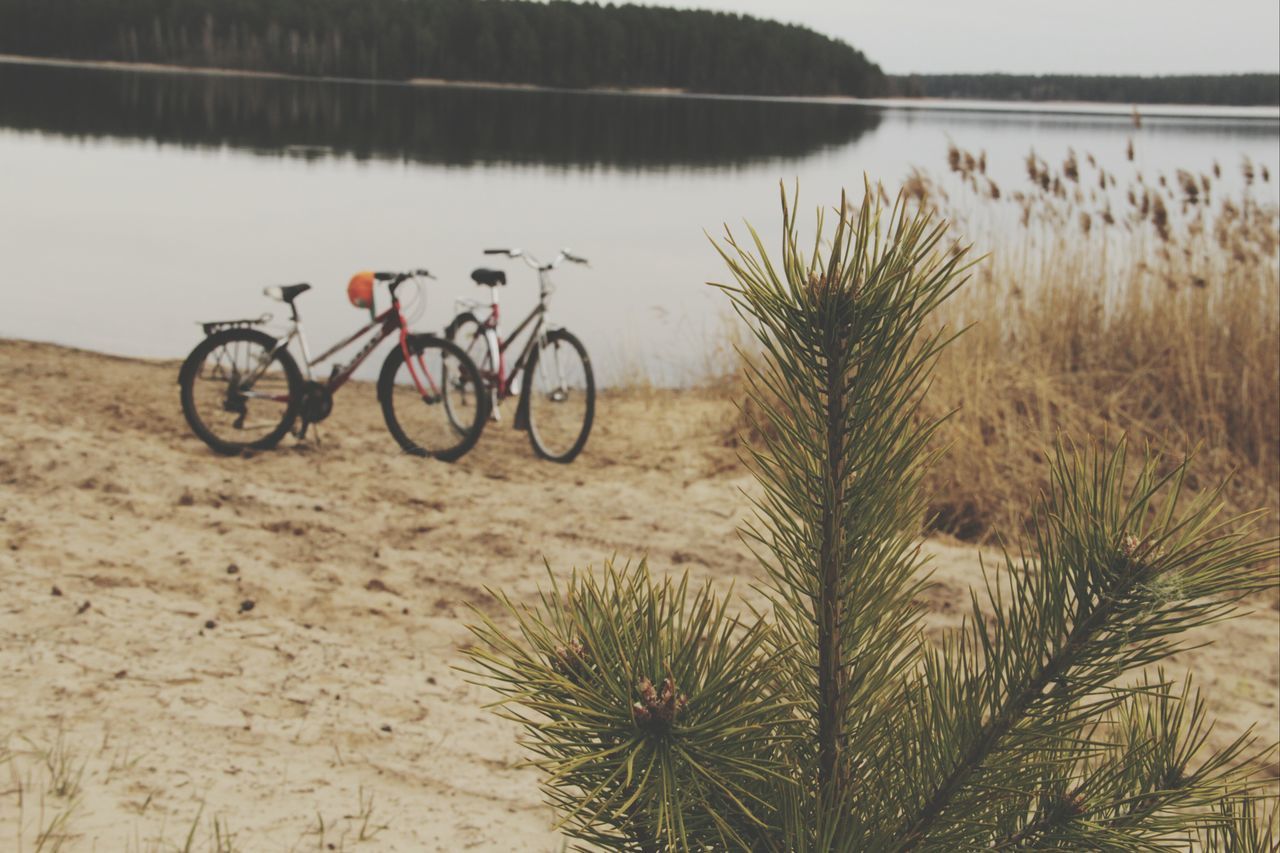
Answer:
464 185 1279 850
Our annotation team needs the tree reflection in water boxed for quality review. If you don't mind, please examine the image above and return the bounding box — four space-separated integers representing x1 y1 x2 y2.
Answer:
0 62 881 171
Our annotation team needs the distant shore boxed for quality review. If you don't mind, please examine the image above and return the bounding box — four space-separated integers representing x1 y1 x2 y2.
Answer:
0 53 690 97
3 53 1277 121
855 95 1280 121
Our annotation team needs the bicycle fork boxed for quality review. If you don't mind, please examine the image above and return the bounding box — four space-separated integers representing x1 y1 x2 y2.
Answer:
483 327 502 421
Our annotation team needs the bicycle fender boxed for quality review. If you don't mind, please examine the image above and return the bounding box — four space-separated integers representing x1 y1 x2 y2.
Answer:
404 332 445 348
378 333 442 403
444 313 480 340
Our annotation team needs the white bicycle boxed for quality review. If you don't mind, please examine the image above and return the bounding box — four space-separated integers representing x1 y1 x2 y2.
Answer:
443 248 595 463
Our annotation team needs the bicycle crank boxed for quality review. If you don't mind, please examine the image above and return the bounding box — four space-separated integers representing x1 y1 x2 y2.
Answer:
296 381 334 433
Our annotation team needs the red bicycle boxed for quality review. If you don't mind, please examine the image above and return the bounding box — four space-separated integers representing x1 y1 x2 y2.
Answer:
178 270 488 460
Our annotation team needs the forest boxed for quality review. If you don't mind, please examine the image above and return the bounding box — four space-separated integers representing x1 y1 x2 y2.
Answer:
891 72 1280 107
1 0 1271 105
0 0 887 97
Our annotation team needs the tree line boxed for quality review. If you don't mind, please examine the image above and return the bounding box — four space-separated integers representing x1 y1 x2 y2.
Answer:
0 0 887 97
890 73 1279 107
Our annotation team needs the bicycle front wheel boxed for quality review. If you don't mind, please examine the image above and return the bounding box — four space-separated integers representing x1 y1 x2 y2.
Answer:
378 336 487 462
525 328 594 463
444 312 497 431
179 327 302 455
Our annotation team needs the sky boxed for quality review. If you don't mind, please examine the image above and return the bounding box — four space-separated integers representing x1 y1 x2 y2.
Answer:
645 0 1280 76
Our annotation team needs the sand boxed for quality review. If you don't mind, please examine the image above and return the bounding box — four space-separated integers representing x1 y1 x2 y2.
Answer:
1 338 1275 850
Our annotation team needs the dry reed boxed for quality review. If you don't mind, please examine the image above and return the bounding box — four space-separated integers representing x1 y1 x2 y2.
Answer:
920 144 1277 540
722 144 1279 545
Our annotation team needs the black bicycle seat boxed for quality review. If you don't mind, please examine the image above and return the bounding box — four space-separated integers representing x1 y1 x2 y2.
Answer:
470 268 506 287
268 283 312 303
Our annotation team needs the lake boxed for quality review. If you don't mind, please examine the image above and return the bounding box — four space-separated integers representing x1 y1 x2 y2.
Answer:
1 59 1277 384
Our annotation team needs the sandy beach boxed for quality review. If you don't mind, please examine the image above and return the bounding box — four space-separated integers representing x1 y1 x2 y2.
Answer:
1 338 1275 850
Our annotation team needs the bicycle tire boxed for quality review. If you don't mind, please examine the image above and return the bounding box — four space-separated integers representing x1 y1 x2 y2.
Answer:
378 335 487 462
524 328 594 463
444 312 498 431
179 327 302 455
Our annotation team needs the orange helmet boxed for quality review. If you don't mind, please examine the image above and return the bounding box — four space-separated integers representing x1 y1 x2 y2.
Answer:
347 271 374 309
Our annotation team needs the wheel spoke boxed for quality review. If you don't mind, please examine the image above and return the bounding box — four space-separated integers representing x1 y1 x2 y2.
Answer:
383 340 486 460
182 330 298 454
447 320 498 429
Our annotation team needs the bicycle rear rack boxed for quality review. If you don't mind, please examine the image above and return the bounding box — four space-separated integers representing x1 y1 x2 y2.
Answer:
199 314 273 337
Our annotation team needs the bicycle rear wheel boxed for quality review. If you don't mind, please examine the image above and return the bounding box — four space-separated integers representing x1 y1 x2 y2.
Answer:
525 328 594 463
179 328 302 455
444 312 497 431
378 336 487 462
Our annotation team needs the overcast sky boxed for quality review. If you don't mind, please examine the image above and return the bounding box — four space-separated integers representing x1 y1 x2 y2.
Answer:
645 0 1280 76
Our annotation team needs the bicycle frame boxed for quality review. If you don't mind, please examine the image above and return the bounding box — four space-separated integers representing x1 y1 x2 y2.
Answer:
246 282 442 403
459 255 566 401
472 301 548 400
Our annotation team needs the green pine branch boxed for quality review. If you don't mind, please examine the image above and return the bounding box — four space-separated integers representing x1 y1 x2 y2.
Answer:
463 560 797 850
984 673 1270 849
886 442 1276 850
1197 792 1280 850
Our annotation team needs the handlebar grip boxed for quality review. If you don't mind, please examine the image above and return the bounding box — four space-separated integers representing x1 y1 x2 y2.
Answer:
483 249 509 255
373 271 396 281
414 268 434 278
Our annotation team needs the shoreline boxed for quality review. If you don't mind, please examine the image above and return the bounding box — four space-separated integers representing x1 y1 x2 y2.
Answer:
0 52 693 98
2 53 1277 120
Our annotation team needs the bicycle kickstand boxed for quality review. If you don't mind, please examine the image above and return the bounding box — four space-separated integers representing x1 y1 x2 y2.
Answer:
294 420 322 448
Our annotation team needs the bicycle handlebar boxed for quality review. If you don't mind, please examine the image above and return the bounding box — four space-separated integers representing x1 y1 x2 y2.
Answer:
373 269 435 284
482 248 588 270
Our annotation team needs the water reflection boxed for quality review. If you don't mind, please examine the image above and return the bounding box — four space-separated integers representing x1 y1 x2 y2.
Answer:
0 62 881 169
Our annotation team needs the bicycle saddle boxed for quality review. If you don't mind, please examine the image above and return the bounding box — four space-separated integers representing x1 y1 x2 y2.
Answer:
470 268 506 287
265 283 311 303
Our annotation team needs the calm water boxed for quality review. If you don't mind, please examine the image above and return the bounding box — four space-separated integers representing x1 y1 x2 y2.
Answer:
2 61 1277 384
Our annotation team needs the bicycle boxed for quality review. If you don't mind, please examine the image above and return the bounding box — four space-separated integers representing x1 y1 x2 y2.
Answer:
178 270 488 460
444 248 595 463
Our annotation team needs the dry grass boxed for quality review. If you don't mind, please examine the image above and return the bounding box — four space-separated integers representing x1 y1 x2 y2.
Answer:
1 729 249 852
723 144 1279 545
2 730 84 852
